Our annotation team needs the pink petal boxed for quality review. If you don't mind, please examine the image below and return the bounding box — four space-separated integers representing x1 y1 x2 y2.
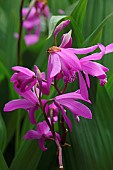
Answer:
60 30 72 48
23 130 39 139
68 44 98 54
80 52 104 62
21 78 36 92
57 99 92 119
78 72 89 100
81 61 106 78
55 90 91 103
59 49 81 70
24 34 39 46
36 121 50 135
105 43 113 54
43 5 50 17
50 53 61 78
22 7 36 19
47 55 53 88
28 107 38 124
84 72 90 88
14 84 38 105
4 99 33 112
54 102 72 130
12 66 34 76
54 20 70 38
38 139 47 151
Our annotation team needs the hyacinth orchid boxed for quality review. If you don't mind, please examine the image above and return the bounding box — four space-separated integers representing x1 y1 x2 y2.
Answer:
11 65 49 95
4 15 113 169
24 119 60 151
54 90 92 130
21 0 50 46
47 19 113 99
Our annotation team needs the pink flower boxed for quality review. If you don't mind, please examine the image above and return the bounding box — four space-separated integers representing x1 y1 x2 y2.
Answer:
23 120 60 151
11 66 49 95
22 2 50 46
47 30 81 88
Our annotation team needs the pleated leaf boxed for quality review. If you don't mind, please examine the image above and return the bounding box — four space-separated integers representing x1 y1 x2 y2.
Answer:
71 0 88 31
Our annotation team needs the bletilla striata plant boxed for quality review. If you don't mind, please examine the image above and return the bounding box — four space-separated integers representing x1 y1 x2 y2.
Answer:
4 19 113 169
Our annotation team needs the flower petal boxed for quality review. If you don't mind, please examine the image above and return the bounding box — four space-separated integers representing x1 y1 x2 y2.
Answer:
105 43 113 54
24 34 39 46
78 72 89 100
68 44 98 54
23 130 40 140
60 30 72 48
59 49 81 70
81 61 107 78
54 101 72 131
36 121 50 135
55 90 91 103
57 99 92 119
28 106 38 124
50 53 61 78
4 99 33 112
80 52 104 62
38 139 47 151
54 20 70 38
12 66 34 76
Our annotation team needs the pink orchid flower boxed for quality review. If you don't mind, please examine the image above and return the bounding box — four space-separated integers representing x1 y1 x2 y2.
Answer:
11 66 49 95
47 30 81 88
22 2 50 46
24 120 60 151
54 90 92 131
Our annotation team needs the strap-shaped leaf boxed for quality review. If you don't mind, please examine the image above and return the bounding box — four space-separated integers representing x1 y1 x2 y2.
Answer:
71 0 88 31
83 12 113 46
0 151 9 170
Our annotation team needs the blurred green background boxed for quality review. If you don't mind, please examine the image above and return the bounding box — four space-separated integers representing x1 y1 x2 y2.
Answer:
0 0 113 170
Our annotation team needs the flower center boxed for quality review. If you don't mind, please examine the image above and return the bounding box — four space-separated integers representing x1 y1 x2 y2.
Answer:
47 46 61 53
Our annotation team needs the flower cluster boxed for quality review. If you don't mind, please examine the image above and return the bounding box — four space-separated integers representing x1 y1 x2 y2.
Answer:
15 0 50 46
4 20 113 168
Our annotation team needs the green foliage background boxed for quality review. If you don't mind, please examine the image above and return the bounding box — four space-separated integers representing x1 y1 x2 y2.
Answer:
0 0 113 169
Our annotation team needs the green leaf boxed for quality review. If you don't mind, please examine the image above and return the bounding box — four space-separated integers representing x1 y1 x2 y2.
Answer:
0 151 9 170
0 8 7 33
83 12 113 46
10 140 42 170
0 113 7 152
48 15 67 39
71 0 88 31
